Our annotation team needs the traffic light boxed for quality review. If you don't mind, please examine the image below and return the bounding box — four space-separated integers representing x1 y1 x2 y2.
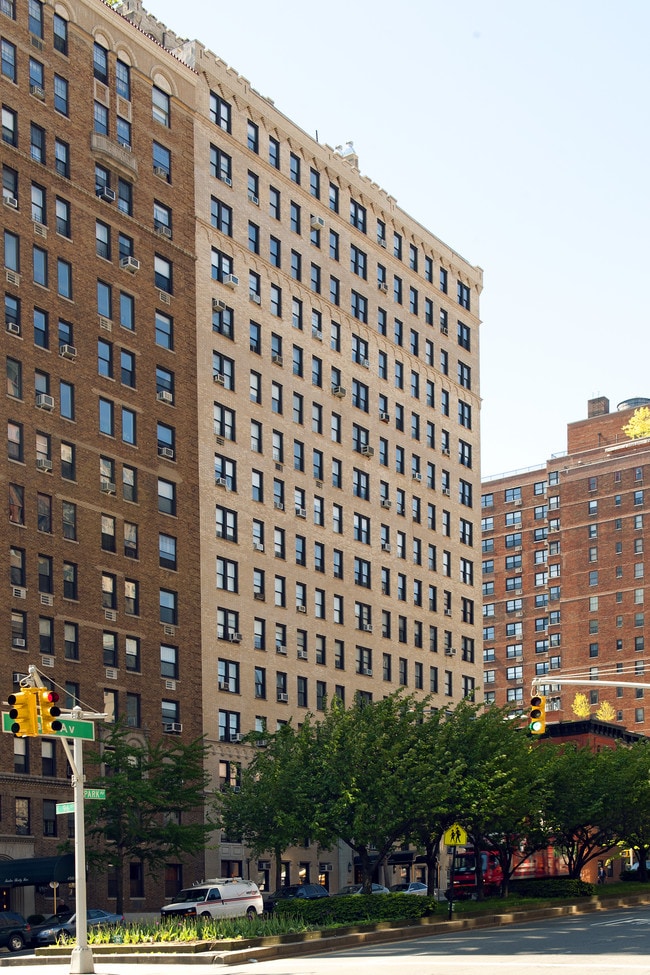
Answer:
8 688 39 737
529 694 546 735
38 689 62 736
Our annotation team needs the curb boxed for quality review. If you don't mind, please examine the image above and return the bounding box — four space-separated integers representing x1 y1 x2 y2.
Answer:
7 892 650 967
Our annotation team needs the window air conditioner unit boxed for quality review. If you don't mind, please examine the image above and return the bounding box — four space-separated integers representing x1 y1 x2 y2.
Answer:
218 681 229 691
120 256 140 273
253 541 264 552
12 587 26 600
100 480 116 495
365 669 373 677
223 274 239 289
274 501 284 511
441 447 450 456
230 733 243 743
442 488 450 496
215 477 228 488
377 236 387 248
412 472 422 481
254 592 265 601
360 358 370 368
36 458 53 471
272 353 283 365
440 323 448 335
380 499 391 509
320 863 333 872
35 393 55 411
155 224 172 238
248 191 259 205
381 542 391 552
30 83 45 99
157 389 173 403
312 328 323 341
159 446 175 459
445 647 456 656
212 298 228 312
332 385 346 397
12 638 26 648
297 649 308 660
153 166 168 179
310 215 325 230
378 282 388 294
7 321 20 334
444 608 452 617
362 624 373 633
228 632 242 643
97 187 116 202
379 412 390 422
59 344 77 359
3 196 18 209
220 175 232 187
213 373 225 385
277 692 289 702
104 609 117 621
164 722 183 733
276 644 287 654
361 445 374 457
249 292 261 304
297 605 307 613
295 507 306 518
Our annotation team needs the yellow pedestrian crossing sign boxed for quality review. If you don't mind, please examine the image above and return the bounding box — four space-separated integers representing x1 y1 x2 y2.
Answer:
444 824 467 846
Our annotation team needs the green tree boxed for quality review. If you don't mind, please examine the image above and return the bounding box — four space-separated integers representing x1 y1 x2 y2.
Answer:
307 693 425 892
539 742 617 878
437 701 541 899
601 741 650 881
217 722 314 892
84 721 214 915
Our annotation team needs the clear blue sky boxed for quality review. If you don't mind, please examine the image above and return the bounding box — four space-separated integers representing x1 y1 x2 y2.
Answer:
146 0 650 478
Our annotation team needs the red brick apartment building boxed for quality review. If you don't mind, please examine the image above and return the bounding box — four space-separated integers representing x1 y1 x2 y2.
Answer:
1 0 483 912
482 395 650 734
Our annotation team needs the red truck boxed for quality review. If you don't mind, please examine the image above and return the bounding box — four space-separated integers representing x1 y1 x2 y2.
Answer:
448 847 561 898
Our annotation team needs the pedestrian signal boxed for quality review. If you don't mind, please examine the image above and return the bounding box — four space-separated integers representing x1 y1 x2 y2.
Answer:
529 694 546 735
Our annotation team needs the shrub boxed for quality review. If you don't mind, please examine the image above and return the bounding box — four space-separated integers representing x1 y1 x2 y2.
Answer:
273 894 436 926
508 877 596 899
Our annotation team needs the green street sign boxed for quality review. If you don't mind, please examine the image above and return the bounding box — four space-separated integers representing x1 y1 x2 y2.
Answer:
2 712 95 740
56 802 75 815
83 789 105 800
54 717 95 741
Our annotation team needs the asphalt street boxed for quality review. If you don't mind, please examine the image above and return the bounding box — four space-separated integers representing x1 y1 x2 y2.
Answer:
2 905 650 975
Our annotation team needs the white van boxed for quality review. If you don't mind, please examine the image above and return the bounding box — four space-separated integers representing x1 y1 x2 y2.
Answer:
161 878 263 920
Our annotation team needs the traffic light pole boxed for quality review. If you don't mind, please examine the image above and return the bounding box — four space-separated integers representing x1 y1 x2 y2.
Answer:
69 718 93 975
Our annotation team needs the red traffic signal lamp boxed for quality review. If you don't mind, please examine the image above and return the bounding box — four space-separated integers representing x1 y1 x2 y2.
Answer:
38 689 63 736
529 694 546 735
8 688 39 737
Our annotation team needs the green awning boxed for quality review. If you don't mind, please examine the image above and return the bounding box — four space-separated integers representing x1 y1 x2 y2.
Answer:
0 854 74 887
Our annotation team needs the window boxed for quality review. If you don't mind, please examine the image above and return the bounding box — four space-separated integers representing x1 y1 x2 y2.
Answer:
54 74 68 115
210 92 231 132
350 199 366 232
152 85 170 127
153 141 171 180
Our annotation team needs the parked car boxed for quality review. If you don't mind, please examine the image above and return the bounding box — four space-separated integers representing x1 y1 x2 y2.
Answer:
333 883 390 895
0 912 31 952
32 909 124 946
264 883 329 912
389 881 428 895
161 878 263 919
28 911 73 943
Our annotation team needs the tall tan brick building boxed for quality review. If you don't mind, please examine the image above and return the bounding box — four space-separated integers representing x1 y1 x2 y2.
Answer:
482 396 650 735
1 0 483 912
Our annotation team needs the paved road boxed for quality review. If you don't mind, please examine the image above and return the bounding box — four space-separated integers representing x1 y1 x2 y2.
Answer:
3 906 650 975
